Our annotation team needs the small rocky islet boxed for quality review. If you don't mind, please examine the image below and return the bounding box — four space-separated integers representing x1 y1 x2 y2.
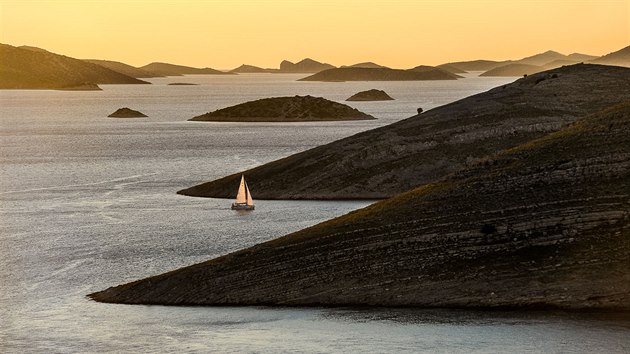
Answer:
346 89 394 101
107 107 147 118
189 95 375 122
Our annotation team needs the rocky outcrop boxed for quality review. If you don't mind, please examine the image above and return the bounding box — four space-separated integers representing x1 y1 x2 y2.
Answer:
0 43 149 89
108 107 147 118
138 62 234 76
179 64 630 200
279 58 335 73
90 102 630 309
346 89 394 101
189 96 375 122
299 67 460 82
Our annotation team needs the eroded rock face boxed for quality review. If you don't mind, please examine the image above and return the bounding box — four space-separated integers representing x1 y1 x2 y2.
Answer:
189 95 375 122
107 107 147 118
179 64 630 200
346 89 394 101
90 102 630 309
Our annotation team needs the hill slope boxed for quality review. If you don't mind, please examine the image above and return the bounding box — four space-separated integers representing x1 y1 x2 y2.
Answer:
591 45 630 67
84 59 162 78
139 62 234 76
179 64 630 200
91 102 630 309
436 59 505 72
299 67 460 82
480 63 544 77
0 43 149 89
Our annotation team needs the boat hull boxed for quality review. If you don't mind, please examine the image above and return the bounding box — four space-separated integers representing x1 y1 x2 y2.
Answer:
231 203 254 211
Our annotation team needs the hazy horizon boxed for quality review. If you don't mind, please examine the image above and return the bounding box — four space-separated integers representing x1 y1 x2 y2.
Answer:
1 0 627 69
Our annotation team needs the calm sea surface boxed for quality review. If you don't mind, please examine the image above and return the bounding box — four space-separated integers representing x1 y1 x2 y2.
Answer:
1 74 628 353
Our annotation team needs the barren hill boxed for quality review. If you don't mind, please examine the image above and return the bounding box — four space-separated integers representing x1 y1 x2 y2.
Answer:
0 43 148 89
91 101 630 310
179 64 630 200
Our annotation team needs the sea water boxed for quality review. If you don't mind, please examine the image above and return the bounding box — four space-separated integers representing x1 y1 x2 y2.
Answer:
1 73 628 353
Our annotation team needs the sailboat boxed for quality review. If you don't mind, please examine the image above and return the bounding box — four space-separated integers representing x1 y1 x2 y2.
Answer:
231 175 255 210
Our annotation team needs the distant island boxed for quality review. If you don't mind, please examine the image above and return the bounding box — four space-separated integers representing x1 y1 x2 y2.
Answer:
178 64 630 200
229 64 278 73
279 58 335 73
84 59 162 78
346 89 394 101
189 95 375 122
591 45 630 67
90 93 630 310
108 107 147 118
138 62 234 76
299 67 460 82
480 63 544 77
0 43 149 90
438 50 600 74
341 62 389 69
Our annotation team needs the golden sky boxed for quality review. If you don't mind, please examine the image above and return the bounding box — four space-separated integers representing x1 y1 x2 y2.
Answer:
0 0 628 69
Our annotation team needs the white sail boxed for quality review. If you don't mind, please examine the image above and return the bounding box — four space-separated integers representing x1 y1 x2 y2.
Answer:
235 175 247 204
245 181 254 206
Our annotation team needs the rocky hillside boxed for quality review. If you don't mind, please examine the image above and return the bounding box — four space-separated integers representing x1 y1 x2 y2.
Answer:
299 67 460 82
0 43 149 89
190 96 375 122
179 64 630 200
90 102 630 309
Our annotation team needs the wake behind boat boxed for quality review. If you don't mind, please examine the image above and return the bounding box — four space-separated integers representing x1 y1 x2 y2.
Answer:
231 175 254 210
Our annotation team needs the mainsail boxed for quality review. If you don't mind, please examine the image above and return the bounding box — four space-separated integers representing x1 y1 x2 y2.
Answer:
235 175 247 204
